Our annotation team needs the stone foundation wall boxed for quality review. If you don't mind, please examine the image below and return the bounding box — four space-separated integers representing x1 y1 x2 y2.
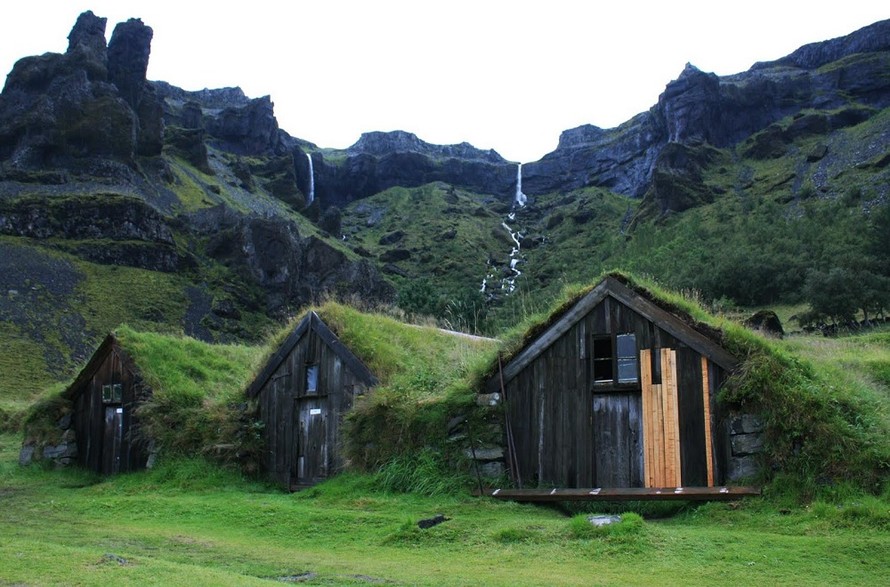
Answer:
19 412 78 468
725 414 765 482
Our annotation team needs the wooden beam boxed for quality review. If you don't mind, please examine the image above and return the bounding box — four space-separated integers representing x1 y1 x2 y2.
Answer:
653 383 665 487
246 315 311 398
640 349 654 489
307 313 378 387
701 356 715 487
479 486 761 502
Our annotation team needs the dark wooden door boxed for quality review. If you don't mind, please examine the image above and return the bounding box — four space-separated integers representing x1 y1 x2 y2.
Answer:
294 398 328 485
102 406 123 475
592 392 644 487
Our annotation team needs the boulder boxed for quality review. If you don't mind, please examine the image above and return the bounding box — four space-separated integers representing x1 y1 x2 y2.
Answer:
726 455 760 481
479 461 505 478
465 446 504 461
729 414 765 435
18 445 35 466
744 310 784 337
379 230 405 245
380 249 411 262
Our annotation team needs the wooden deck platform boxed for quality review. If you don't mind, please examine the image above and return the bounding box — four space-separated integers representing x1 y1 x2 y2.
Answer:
477 486 761 502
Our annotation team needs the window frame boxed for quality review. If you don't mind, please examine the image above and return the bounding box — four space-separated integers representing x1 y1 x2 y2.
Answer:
304 362 320 396
101 383 123 404
591 332 640 390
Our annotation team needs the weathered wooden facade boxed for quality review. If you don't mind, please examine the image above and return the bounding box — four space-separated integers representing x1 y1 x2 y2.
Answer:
487 276 738 489
247 312 378 489
63 334 149 475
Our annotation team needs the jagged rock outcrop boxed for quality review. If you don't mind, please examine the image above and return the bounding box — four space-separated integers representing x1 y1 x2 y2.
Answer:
0 11 162 173
347 130 504 162
153 82 292 156
754 19 890 71
108 18 163 157
523 19 890 202
0 194 194 272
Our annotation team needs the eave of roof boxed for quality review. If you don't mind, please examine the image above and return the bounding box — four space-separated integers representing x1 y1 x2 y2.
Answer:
486 275 738 392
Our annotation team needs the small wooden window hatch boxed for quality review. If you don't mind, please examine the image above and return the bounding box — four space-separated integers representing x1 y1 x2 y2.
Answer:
305 363 319 395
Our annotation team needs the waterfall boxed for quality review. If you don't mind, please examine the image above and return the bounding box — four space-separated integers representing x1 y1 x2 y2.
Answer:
305 153 315 204
514 163 527 207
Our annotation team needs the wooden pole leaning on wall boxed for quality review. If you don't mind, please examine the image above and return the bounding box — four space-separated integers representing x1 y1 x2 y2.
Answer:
498 354 522 488
700 356 715 487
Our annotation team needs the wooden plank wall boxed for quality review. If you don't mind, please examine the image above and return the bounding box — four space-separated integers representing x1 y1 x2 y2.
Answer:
257 327 368 488
72 348 142 474
505 296 718 489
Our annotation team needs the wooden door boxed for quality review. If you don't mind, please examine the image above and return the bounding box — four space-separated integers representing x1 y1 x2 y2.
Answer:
592 392 644 487
102 406 123 475
294 398 328 485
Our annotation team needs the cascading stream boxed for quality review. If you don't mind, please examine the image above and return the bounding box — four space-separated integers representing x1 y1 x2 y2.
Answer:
481 163 528 296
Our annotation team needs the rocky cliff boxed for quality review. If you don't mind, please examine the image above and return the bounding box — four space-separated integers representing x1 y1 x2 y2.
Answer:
523 18 890 216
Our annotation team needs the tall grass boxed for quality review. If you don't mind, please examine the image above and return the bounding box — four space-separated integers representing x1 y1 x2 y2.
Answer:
374 448 469 496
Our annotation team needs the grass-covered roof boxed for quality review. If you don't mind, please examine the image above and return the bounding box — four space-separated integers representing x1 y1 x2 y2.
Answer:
111 325 264 404
261 301 500 402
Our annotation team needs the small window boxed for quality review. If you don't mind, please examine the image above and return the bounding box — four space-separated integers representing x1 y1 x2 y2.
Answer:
592 336 613 382
101 383 122 403
616 334 638 383
305 364 319 394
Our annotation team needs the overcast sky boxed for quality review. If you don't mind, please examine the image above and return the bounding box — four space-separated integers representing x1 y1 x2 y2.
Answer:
1 1 886 162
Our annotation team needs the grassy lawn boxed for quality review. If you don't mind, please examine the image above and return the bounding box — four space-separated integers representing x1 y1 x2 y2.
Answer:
1 434 887 586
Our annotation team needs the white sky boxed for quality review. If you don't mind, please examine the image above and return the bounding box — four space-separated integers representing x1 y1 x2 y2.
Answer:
1 1 886 162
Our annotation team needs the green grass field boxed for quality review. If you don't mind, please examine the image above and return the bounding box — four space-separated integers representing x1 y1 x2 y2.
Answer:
1 433 887 586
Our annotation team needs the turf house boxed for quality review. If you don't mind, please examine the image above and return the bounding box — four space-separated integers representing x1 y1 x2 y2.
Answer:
19 327 263 475
247 303 500 490
485 274 746 494
247 311 379 489
61 333 149 474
